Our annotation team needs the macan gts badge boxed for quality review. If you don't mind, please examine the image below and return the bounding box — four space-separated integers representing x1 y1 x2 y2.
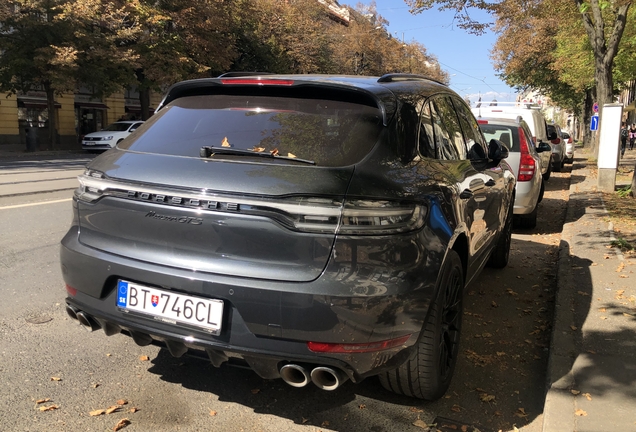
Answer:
61 73 515 401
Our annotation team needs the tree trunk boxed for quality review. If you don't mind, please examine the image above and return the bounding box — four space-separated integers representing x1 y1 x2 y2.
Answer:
582 87 594 148
44 82 58 151
139 88 151 120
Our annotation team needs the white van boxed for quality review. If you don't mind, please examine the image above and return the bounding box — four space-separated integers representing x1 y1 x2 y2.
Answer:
471 103 554 180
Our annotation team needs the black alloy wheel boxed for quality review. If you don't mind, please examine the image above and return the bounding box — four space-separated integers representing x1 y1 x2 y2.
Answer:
379 250 464 400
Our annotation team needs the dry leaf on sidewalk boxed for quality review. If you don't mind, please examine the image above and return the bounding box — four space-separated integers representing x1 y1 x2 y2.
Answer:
113 418 130 431
575 409 588 416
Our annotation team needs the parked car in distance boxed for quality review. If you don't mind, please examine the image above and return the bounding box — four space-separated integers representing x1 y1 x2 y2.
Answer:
62 73 516 401
562 131 575 164
471 102 552 181
547 123 566 171
81 120 144 151
478 116 550 229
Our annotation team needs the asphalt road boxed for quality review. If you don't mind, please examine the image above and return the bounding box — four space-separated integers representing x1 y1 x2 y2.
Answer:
0 155 571 432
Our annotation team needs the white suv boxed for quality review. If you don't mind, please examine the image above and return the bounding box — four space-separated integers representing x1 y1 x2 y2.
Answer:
82 121 144 151
472 103 552 180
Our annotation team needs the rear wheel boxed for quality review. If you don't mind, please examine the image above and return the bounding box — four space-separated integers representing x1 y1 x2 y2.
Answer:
379 250 463 400
517 204 538 229
542 161 552 181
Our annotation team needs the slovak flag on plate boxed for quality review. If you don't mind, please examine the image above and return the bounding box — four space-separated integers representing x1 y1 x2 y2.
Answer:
151 295 159 307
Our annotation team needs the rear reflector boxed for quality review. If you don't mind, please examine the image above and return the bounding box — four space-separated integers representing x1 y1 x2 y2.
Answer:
307 334 411 353
477 120 488 124
66 284 77 296
220 78 294 86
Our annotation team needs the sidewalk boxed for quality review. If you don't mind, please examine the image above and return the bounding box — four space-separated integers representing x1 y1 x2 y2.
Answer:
543 148 636 431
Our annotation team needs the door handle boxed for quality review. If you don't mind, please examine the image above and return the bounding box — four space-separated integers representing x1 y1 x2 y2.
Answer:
460 189 474 199
485 179 496 187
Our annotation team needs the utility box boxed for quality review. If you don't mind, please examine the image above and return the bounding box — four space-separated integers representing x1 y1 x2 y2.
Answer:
597 104 623 192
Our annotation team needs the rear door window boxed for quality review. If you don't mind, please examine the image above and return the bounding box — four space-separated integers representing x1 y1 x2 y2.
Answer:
480 124 519 152
120 95 384 167
427 96 467 161
452 98 488 157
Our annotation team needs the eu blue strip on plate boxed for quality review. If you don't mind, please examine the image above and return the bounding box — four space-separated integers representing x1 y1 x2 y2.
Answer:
116 281 128 308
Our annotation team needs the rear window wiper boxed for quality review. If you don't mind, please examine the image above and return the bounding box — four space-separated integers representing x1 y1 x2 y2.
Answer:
199 146 315 165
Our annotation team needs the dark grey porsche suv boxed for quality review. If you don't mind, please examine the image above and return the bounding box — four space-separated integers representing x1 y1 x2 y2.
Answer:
61 73 515 400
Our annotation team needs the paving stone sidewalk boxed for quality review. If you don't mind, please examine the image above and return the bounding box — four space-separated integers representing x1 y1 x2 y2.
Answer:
543 149 636 432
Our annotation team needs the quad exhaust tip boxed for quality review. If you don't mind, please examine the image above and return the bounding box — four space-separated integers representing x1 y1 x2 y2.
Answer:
310 366 348 391
75 311 101 332
279 364 311 388
66 304 79 320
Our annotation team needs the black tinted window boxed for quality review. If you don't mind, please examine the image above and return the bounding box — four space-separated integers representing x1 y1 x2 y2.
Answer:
417 101 436 159
430 97 466 160
453 98 488 155
120 95 383 167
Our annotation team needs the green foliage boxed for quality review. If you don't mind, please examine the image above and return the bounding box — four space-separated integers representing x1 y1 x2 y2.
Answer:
617 186 633 199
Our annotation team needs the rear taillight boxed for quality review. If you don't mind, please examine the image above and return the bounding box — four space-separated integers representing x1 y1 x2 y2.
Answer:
66 284 77 296
75 172 426 236
518 127 536 182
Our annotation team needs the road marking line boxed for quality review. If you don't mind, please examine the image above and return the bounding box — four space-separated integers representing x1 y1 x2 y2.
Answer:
0 198 72 210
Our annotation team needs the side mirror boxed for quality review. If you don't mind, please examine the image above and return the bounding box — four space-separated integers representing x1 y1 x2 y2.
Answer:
537 142 552 153
488 138 509 161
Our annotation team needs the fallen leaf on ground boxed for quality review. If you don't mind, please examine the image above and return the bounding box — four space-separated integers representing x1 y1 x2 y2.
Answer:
106 406 120 414
139 355 149 361
577 291 590 296
113 418 130 431
90 409 106 416
106 353 111 357
442 424 458 430
251 146 265 153
221 137 230 147
287 153 297 158
515 407 529 418
451 404 462 412
601 316 608 320
321 421 330 427
209 410 217 416
93 383 100 388
251 389 260 394
494 410 502 416
599 308 607 312
413 419 429 429
116 399 128 406
35 398 50 404
570 325 578 331
129 407 138 413
575 409 588 416
38 405 58 412
301 417 309 424
624 313 635 317
270 148 279 156
409 407 424 413
50 377 61 381
570 389 581 395
479 393 496 403
583 393 592 401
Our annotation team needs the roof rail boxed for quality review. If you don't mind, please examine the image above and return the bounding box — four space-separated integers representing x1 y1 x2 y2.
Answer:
217 72 274 78
472 101 542 109
377 73 447 86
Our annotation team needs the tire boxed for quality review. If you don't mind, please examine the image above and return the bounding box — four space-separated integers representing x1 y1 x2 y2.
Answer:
537 181 545 203
553 159 562 172
488 199 513 268
379 250 464 400
542 161 552 181
518 204 537 229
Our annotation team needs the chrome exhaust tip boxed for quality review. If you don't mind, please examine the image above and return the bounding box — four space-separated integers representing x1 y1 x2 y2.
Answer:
310 366 348 391
65 304 79 320
75 311 101 332
279 364 311 388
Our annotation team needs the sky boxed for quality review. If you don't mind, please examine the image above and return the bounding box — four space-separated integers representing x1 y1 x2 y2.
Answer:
349 1 518 104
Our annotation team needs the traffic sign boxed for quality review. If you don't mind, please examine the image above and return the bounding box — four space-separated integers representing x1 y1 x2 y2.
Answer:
590 115 599 131
593 103 599 113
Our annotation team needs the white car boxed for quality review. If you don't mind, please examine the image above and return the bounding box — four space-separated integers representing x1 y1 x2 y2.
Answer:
471 103 552 181
562 131 575 163
82 121 143 151
478 116 551 229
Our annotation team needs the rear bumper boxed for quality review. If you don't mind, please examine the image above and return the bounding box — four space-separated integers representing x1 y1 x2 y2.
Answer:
60 224 445 380
513 178 540 215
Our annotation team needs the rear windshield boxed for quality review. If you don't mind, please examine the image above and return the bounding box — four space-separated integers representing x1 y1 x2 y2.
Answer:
479 124 519 152
120 95 384 167
103 123 133 132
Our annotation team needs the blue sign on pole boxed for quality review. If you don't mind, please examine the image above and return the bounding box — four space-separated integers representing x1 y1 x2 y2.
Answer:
590 115 599 131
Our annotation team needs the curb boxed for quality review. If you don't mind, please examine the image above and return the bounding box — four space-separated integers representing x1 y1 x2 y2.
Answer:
542 160 581 431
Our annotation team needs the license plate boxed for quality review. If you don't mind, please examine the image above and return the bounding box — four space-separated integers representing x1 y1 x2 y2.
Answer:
116 280 223 335
83 142 94 146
